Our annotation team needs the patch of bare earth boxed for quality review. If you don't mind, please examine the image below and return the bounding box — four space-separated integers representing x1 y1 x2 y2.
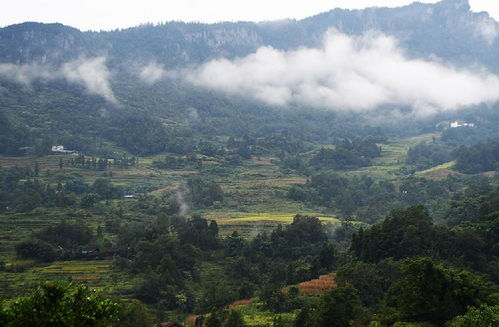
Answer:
482 171 496 178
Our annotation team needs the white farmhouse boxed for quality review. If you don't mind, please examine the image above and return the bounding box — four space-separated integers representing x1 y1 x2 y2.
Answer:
51 145 76 154
450 121 475 128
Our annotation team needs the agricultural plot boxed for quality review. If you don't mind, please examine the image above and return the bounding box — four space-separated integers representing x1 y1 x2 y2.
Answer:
295 274 337 296
0 208 78 260
0 259 132 298
0 154 63 169
347 133 441 179
213 166 308 212
281 274 337 297
35 260 111 279
0 153 196 192
222 213 339 223
191 159 329 235
230 302 296 327
415 160 460 180
204 212 340 237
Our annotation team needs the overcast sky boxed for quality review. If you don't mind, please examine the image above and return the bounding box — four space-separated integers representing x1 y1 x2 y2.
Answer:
0 0 497 31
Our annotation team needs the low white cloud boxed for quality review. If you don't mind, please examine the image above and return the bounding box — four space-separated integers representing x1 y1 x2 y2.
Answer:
61 57 117 103
474 17 498 45
0 57 117 103
0 63 52 84
185 29 499 116
139 61 168 84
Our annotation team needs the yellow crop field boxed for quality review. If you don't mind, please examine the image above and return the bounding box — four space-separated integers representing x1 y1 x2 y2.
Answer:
209 212 341 224
417 161 456 174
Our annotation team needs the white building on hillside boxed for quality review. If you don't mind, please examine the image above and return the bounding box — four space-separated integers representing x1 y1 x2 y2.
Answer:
450 121 475 128
51 145 76 154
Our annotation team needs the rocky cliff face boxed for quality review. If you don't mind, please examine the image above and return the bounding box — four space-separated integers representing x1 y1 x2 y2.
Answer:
184 27 260 47
0 23 100 64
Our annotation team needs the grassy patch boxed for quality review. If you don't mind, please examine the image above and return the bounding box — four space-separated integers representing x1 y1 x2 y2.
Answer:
0 259 132 298
415 161 462 180
346 133 441 179
237 302 296 327
417 161 456 174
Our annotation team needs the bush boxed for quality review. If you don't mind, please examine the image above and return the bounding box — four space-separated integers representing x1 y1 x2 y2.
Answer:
0 282 120 326
187 177 224 208
15 240 57 262
451 305 499 327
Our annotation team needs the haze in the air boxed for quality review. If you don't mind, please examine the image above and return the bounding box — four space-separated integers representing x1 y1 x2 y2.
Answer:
0 0 498 31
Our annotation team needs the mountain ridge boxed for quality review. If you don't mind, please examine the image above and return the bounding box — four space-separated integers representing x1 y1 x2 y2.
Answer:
0 0 496 70
1 0 499 157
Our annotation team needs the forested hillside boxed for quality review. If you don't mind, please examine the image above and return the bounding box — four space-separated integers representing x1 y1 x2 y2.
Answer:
1 0 499 158
2 0 499 326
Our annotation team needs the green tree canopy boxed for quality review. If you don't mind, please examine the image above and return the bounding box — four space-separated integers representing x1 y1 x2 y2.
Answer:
1 281 120 327
387 257 498 324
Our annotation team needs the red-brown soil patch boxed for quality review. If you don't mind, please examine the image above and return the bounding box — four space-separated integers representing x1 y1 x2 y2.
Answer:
228 298 255 308
287 274 337 296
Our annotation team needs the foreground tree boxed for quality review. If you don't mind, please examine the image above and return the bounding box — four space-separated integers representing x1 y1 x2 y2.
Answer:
1 281 120 327
451 305 499 327
318 285 364 327
293 285 365 327
386 257 497 324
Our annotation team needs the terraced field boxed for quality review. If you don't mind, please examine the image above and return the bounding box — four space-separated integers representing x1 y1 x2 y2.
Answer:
0 259 132 298
348 132 441 179
416 160 460 179
204 212 341 237
0 133 453 303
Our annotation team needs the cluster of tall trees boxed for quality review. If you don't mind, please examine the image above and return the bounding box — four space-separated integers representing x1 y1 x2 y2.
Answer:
108 195 499 325
454 137 499 173
187 177 224 208
15 220 98 262
288 172 467 222
310 138 381 170
290 197 499 326
350 205 498 275
294 257 499 326
0 110 32 155
406 142 451 170
227 134 306 158
280 137 382 174
149 133 308 171
66 153 138 170
109 214 334 316
0 166 124 212
404 135 499 174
